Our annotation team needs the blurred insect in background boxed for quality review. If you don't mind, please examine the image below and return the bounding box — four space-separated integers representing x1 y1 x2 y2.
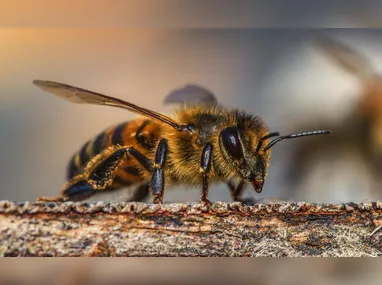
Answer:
284 36 382 202
34 80 330 205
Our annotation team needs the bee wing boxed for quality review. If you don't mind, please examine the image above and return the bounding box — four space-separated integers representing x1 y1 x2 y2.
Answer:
163 84 218 106
316 36 375 81
33 80 184 130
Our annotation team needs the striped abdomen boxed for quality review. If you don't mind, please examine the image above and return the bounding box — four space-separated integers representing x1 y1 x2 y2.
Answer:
67 118 161 187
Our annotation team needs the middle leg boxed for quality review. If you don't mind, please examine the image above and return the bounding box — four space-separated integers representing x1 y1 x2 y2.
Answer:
151 139 168 204
199 143 213 207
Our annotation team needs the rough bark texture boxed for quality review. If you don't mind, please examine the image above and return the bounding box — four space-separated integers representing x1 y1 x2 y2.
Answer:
0 200 381 257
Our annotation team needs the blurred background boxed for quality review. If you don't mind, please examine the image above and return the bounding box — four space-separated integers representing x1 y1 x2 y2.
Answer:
0 259 380 285
2 29 382 203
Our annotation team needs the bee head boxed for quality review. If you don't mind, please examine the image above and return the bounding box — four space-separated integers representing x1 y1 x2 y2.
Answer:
219 126 271 193
219 126 331 193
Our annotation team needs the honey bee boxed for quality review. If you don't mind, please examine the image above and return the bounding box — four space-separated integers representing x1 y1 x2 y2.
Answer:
284 36 382 201
34 80 330 205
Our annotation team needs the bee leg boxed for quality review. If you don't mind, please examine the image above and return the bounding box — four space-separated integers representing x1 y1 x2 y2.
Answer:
200 143 213 207
227 181 258 205
151 139 168 204
63 147 153 201
37 195 68 202
62 179 97 201
126 183 150 202
227 181 245 202
61 148 128 201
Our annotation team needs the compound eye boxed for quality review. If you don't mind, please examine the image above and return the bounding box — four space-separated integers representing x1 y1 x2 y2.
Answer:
220 127 243 160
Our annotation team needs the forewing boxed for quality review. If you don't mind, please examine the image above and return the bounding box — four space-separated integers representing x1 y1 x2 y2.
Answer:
163 84 218 106
33 80 121 105
33 80 182 130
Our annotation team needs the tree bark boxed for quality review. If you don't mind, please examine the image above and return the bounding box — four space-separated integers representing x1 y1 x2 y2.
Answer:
0 200 381 256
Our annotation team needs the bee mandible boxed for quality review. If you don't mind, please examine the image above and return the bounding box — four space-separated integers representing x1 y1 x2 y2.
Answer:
34 80 330 205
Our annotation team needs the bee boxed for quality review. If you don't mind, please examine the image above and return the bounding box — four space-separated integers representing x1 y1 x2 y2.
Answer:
34 80 330 205
284 36 382 201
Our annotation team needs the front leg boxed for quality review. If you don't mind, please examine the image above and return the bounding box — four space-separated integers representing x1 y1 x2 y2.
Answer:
200 143 213 207
227 181 256 205
227 180 245 202
151 139 168 204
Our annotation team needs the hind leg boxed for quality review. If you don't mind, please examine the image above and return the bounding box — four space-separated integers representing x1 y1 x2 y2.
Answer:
126 183 150 202
38 146 152 202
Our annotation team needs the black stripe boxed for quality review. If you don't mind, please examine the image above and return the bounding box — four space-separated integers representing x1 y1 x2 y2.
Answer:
67 155 78 180
79 140 91 167
111 122 128 146
135 120 154 149
124 166 141 176
93 131 107 156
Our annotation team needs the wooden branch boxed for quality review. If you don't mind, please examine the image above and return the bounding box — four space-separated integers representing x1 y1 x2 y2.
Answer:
0 201 381 256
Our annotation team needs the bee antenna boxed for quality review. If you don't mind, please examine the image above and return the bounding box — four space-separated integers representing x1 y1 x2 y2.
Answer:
263 130 332 151
256 132 280 152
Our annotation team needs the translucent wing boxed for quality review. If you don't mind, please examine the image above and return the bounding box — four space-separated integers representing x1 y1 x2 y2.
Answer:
33 80 185 131
316 36 375 81
164 84 218 106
